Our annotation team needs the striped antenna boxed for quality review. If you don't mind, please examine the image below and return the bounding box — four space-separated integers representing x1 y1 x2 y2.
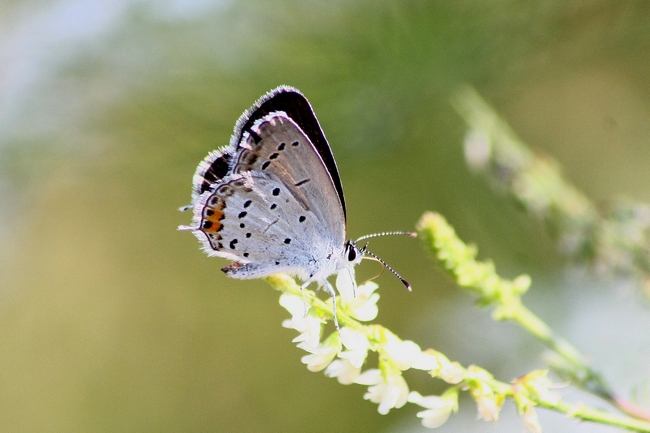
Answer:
355 230 417 291
355 231 417 242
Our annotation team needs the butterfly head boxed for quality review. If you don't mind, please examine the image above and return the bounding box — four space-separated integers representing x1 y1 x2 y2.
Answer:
344 240 364 267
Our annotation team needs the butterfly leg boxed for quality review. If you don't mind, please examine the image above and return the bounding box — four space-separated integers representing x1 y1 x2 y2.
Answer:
298 278 340 331
298 280 310 319
320 279 340 331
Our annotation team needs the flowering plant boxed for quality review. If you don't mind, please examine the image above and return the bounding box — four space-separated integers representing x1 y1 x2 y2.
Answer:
265 212 650 432
263 86 650 432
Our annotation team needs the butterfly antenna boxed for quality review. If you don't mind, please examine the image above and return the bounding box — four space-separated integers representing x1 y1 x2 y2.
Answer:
355 231 417 242
361 247 412 292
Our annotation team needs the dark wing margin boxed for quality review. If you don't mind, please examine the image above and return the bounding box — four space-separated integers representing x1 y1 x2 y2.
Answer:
230 86 347 220
191 148 234 200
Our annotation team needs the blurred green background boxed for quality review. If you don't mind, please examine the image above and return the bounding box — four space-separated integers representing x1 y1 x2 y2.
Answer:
2 1 650 432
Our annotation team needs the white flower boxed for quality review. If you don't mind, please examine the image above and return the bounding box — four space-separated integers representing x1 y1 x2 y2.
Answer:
279 293 308 329
298 341 338 372
523 406 541 433
382 334 440 372
338 327 370 368
439 361 465 384
475 393 501 422
408 391 456 429
384 334 422 370
291 316 323 348
412 351 440 371
280 293 322 348
336 271 380 321
468 367 503 422
321 328 367 384
325 359 361 384
297 334 340 372
355 369 409 415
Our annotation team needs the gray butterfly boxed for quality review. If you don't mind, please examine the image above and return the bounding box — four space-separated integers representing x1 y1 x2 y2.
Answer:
180 86 412 327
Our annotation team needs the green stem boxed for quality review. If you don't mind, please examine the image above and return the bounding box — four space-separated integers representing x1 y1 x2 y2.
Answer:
536 399 650 432
417 212 625 410
510 305 580 364
510 303 613 401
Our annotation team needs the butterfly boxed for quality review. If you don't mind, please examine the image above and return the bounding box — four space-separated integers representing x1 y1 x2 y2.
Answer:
179 86 412 327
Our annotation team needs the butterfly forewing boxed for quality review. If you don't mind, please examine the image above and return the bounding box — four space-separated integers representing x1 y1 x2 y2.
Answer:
230 87 346 219
232 113 346 248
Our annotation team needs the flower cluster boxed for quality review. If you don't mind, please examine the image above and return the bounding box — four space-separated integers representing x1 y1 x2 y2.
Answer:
273 270 560 432
279 271 460 428
264 191 650 433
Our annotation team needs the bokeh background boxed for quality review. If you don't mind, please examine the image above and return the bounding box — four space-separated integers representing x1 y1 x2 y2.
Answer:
2 1 650 432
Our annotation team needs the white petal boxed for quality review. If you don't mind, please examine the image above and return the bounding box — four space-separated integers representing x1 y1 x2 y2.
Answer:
291 316 322 348
407 391 424 405
279 294 305 316
297 340 338 372
300 351 336 372
390 374 409 409
350 293 379 321
417 407 453 429
385 339 422 370
325 359 361 384
355 369 382 385
335 268 356 302
364 374 410 415
412 351 439 371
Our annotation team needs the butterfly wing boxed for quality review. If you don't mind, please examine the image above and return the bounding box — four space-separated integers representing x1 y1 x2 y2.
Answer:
230 86 346 220
186 87 349 282
190 148 234 202
191 171 340 281
188 87 346 217
232 112 346 247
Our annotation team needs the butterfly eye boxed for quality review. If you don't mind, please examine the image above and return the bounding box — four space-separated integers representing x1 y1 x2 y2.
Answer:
347 244 357 262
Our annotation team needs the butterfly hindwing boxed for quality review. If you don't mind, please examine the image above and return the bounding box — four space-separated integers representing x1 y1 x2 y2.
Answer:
191 171 336 281
190 148 234 202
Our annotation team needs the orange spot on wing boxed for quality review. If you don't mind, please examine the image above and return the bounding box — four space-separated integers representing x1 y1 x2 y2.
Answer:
201 205 225 233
